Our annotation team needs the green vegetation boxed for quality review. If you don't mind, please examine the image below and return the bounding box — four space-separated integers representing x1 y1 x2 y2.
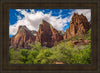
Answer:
86 29 91 40
9 42 91 64
9 29 91 64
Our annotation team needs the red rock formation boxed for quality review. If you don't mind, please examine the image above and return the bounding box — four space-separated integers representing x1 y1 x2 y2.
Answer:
35 20 63 47
71 39 90 46
9 13 90 48
64 13 90 40
9 26 36 49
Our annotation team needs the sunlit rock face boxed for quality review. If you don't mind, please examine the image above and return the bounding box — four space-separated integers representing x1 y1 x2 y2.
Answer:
35 20 63 47
9 26 36 49
64 13 90 40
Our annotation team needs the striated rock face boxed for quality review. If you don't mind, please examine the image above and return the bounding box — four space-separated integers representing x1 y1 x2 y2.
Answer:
9 26 36 49
35 20 63 47
64 13 90 40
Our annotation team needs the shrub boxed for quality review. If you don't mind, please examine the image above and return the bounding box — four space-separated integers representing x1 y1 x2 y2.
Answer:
86 28 91 40
26 50 39 64
19 49 29 63
67 44 91 64
9 37 91 64
88 29 91 35
29 42 42 51
34 49 53 64
9 49 23 64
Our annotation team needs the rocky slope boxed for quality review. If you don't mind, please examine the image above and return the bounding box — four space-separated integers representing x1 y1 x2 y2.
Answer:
35 20 63 47
64 13 90 40
9 26 36 49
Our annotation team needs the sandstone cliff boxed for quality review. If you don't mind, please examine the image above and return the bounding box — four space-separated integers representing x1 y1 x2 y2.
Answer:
9 26 36 49
35 20 63 47
64 13 90 40
9 13 91 49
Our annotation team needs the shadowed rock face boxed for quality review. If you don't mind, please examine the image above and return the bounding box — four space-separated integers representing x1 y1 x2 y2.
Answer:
35 20 63 47
64 13 90 40
9 26 36 49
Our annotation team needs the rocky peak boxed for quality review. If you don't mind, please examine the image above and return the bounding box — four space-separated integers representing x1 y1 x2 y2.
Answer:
9 25 36 49
42 19 47 24
71 13 88 24
19 25 28 30
35 20 63 47
64 13 90 40
17 25 30 34
73 13 78 16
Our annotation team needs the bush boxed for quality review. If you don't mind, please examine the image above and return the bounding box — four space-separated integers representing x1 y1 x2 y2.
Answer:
86 28 91 40
19 49 30 63
34 49 53 64
88 29 91 35
9 38 91 64
26 50 39 64
29 42 42 51
71 45 91 64
9 49 24 64
51 41 91 64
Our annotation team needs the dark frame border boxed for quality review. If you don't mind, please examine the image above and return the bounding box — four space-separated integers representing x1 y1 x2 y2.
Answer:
0 0 100 73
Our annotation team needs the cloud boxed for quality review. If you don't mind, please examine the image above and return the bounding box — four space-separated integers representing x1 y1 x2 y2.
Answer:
9 9 69 35
9 9 91 35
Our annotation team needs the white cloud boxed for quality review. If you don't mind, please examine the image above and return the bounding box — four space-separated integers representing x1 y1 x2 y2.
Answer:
16 9 22 12
9 9 91 35
9 9 69 35
30 9 35 14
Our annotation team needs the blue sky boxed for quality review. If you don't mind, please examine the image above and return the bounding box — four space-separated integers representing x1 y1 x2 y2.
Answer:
9 9 91 38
